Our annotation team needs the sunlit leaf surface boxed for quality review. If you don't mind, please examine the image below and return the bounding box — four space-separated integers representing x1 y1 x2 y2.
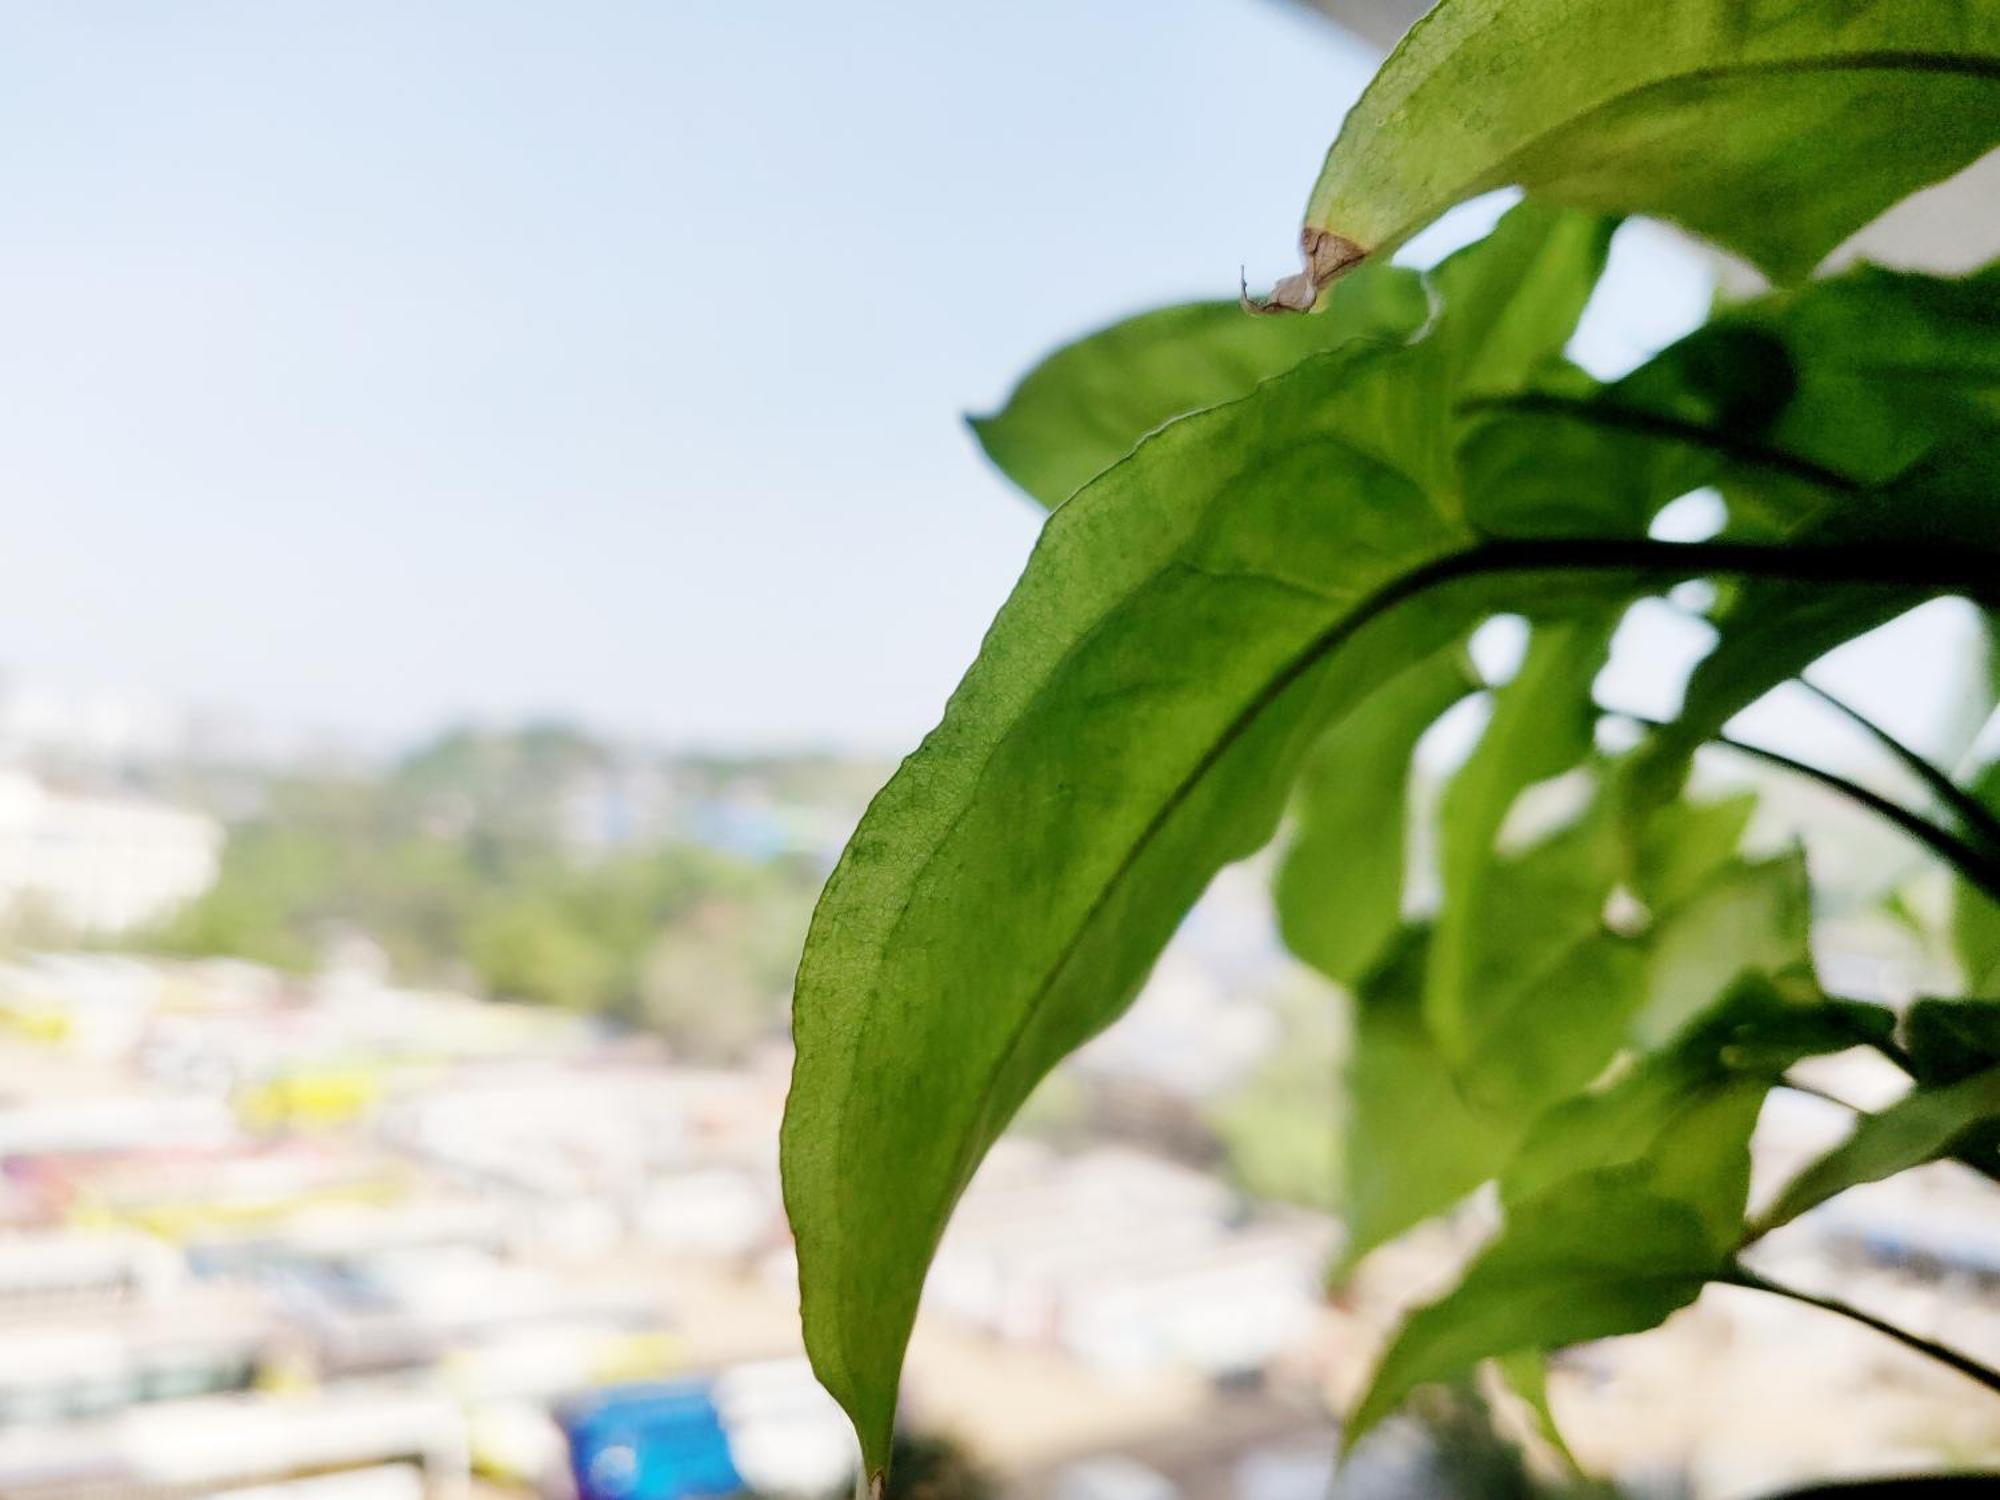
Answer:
1281 0 2000 307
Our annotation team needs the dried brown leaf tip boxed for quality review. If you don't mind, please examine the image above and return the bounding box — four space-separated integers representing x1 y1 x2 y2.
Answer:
1243 226 1368 314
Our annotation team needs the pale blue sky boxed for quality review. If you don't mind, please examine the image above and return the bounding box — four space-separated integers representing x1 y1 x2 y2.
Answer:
0 2 1965 755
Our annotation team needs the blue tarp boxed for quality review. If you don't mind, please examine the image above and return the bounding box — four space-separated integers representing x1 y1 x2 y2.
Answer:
562 1380 744 1500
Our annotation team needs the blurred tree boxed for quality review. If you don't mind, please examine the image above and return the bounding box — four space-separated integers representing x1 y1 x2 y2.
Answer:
146 725 826 1058
1209 976 1348 1212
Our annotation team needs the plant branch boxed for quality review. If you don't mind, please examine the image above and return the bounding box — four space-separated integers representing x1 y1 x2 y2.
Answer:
1797 676 2000 855
967 534 1999 1189
1781 1077 1861 1111
1438 538 1999 603
1722 1261 2000 1400
1615 712 2000 902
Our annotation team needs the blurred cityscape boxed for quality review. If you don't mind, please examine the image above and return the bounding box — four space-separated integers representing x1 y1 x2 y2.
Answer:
0 674 1995 1500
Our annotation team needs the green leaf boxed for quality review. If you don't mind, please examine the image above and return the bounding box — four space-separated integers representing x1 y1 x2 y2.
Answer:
1347 1168 1721 1445
1491 1350 1582 1476
784 206 1622 1477
1340 777 1645 1268
1420 204 1618 400
1636 853 1814 1048
1757 1065 2000 1233
1506 975 1894 1241
1350 977 1893 1442
783 211 2000 1477
1634 792 1758 913
1467 261 2000 540
1905 997 2000 1084
970 263 1430 510
1341 928 1517 1269
1728 263 2000 486
972 193 1613 522
1958 882 2000 992
1426 621 1620 1066
1277 646 1477 987
1286 0 2000 300
1444 802 1648 1123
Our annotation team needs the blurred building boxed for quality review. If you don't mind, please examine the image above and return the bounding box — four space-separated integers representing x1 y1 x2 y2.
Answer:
0 770 220 933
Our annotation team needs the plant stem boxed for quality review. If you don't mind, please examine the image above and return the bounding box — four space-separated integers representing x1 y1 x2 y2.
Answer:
1797 677 2000 855
1712 733 2000 901
1617 712 2000 902
1429 537 2000 604
1871 1033 1920 1076
1722 1261 2000 1400
1781 1077 1861 1111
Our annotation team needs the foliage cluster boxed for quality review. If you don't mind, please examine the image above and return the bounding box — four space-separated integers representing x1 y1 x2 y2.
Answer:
780 2 2000 1493
151 725 823 1056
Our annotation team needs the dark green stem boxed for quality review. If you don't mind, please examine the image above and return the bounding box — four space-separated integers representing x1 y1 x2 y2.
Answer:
1723 1261 2000 1399
1781 1077 1860 1111
1796 677 2000 855
1871 1033 1920 1076
1617 713 2000 902
1438 537 1997 603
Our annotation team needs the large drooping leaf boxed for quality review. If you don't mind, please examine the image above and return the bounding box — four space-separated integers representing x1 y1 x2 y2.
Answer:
969 263 1428 510
1346 1168 1723 1444
786 203 2000 1476
782 206 1621 1479
1756 1064 2000 1233
1277 646 1477 987
1265 0 2000 309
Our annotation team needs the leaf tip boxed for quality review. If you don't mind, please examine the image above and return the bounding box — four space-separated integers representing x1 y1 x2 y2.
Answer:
1246 227 1368 315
